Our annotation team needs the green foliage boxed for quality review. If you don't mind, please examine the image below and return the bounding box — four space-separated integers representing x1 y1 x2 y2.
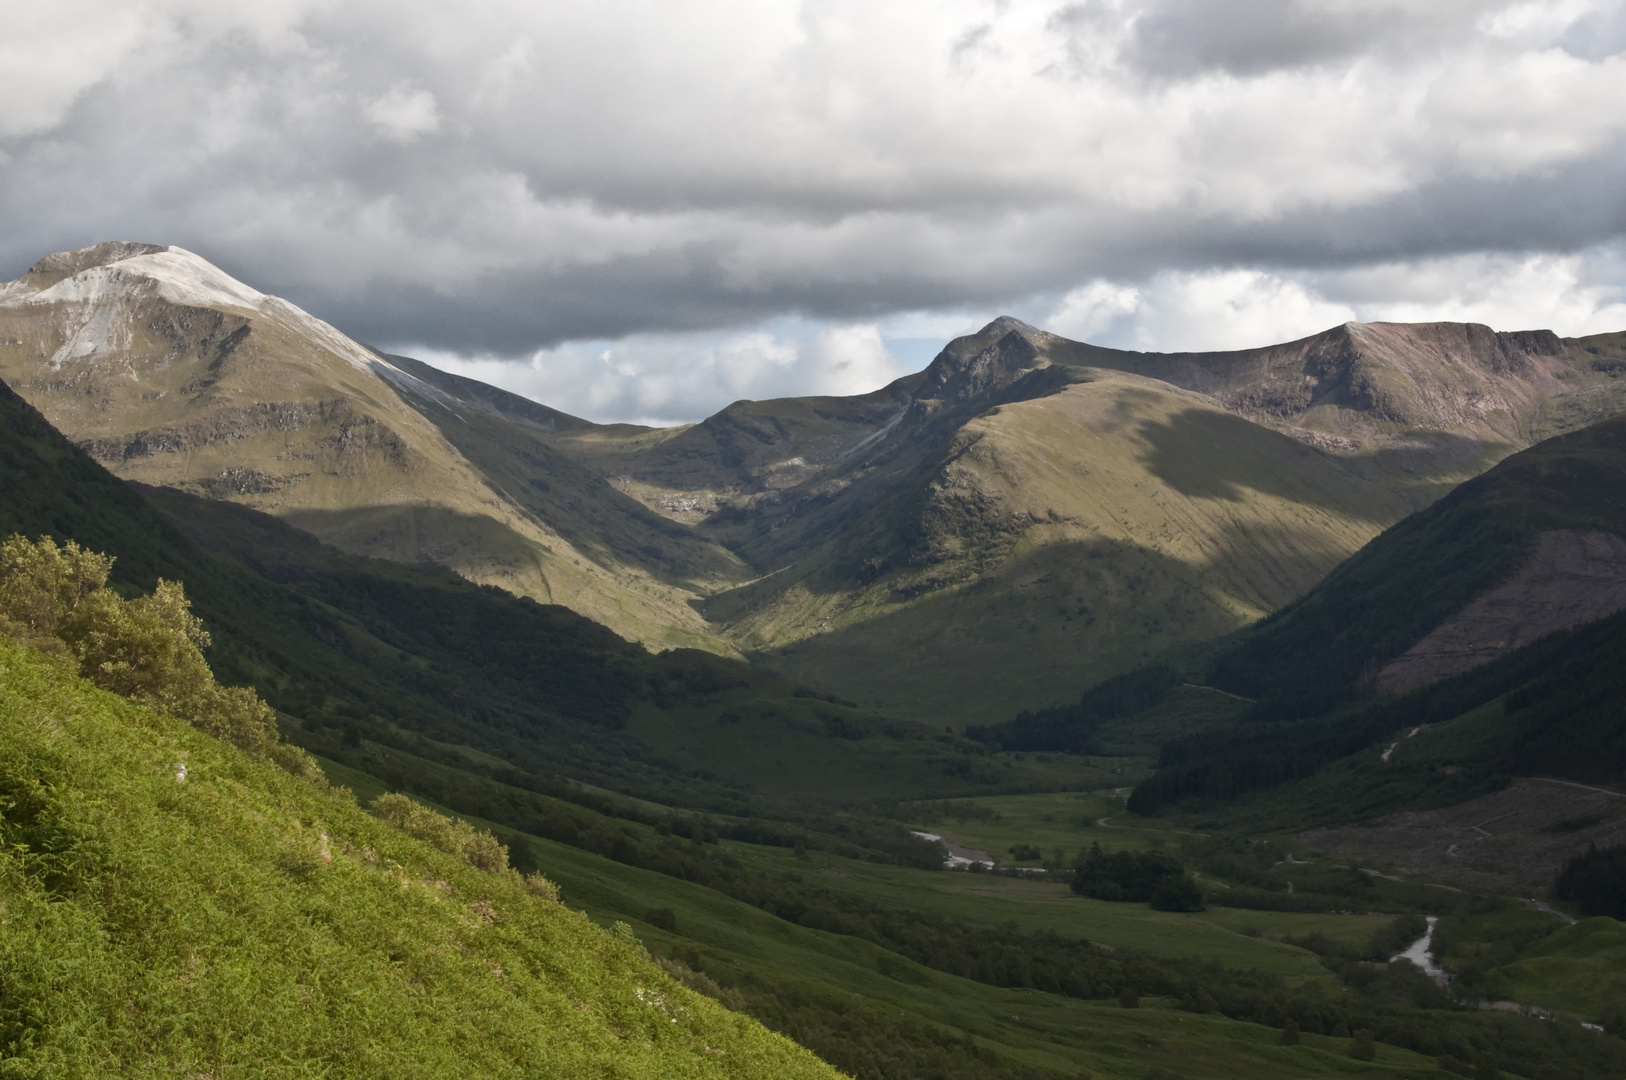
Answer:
655 951 1047 1080
370 792 511 873
1070 842 1188 904
1556 843 1626 919
0 534 314 776
1147 876 1204 913
0 634 842 1078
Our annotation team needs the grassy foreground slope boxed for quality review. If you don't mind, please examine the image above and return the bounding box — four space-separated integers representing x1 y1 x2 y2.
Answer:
0 634 842 1079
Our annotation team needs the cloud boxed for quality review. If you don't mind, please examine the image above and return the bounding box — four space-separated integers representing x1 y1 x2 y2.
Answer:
1042 247 1626 353
362 83 440 142
418 320 905 425
0 0 1623 420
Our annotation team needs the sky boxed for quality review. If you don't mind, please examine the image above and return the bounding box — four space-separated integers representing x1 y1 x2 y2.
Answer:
4 0 1626 424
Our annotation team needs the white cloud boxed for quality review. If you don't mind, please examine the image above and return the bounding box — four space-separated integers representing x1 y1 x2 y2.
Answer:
1327 251 1626 334
0 0 1623 414
1038 247 1626 356
1047 281 1142 343
416 321 904 425
362 83 440 142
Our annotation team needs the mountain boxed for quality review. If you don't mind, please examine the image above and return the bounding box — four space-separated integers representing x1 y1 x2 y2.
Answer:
0 370 1093 819
1127 410 1626 819
10 370 1626 1079
556 317 1626 721
0 632 842 1079
7 243 1626 723
0 242 739 652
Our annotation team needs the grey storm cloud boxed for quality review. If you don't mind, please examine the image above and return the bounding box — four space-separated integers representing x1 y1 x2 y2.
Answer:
2 0 1625 420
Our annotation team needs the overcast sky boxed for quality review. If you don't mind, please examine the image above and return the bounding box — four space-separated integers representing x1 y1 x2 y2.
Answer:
5 0 1626 423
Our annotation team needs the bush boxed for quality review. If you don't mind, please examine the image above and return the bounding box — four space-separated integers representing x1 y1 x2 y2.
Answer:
370 792 511 872
0 534 315 774
1149 876 1205 912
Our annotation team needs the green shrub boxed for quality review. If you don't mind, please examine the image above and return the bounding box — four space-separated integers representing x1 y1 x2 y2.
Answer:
0 534 316 776
370 791 512 873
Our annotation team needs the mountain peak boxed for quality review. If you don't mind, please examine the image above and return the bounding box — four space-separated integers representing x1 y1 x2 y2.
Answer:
976 315 1042 339
12 242 272 316
28 241 169 280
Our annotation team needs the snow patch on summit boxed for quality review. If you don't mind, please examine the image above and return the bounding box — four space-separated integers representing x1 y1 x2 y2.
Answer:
22 247 268 314
4 243 423 383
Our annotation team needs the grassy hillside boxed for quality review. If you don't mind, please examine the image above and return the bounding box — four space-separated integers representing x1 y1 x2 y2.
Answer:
4 519 1622 1076
728 370 1407 722
0 634 841 1078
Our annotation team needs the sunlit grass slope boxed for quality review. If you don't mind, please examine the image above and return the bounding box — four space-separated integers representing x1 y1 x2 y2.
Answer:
0 635 844 1080
739 371 1407 723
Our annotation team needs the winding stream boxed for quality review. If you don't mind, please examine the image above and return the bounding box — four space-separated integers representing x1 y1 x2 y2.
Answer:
1391 916 1450 985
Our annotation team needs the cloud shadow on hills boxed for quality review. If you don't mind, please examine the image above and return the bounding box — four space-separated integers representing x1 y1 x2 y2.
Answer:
1131 405 1490 517
750 534 1281 726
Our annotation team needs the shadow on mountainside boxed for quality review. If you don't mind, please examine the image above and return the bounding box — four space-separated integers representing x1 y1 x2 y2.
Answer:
752 536 1260 726
1133 406 1410 514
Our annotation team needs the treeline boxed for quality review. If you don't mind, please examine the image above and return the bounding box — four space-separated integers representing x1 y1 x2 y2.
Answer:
964 664 1178 752
1557 843 1626 919
294 719 946 877
663 902 1626 1080
655 951 1050 1080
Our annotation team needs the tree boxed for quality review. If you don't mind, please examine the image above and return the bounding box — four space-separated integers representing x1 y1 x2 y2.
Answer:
1149 875 1205 912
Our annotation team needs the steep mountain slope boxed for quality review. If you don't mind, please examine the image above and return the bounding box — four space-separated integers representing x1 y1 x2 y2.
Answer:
558 317 1625 721
0 634 842 1079
0 373 1078 814
0 242 737 651
1128 412 1626 815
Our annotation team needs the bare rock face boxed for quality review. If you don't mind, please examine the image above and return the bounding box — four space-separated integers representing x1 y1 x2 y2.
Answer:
1376 529 1626 694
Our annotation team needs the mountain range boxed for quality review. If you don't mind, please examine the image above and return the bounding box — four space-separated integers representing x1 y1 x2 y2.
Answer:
6 243 1626 722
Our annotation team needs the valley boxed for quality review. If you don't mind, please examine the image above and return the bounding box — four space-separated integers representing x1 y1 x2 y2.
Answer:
3 239 1626 1079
